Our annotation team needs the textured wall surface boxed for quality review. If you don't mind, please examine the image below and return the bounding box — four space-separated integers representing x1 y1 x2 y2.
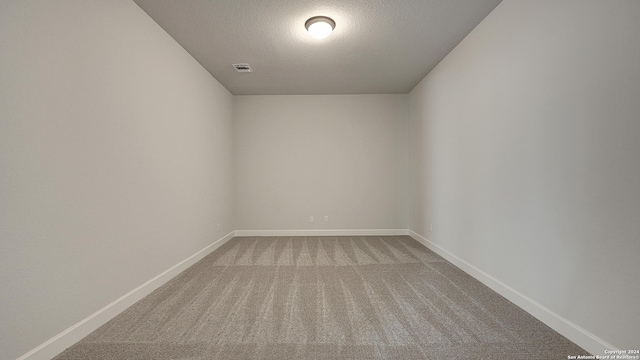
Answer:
3 0 639 358
409 0 640 352
234 95 409 231
0 1 233 358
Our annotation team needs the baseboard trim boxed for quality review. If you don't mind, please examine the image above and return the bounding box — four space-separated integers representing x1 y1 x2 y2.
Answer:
17 231 235 360
408 230 617 356
21 229 613 359
234 229 410 237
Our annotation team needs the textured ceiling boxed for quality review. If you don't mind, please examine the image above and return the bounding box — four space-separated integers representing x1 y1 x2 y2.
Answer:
133 0 502 95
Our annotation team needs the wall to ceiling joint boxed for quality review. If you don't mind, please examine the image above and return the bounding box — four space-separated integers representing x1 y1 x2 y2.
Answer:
408 0 640 352
0 1 233 359
1 0 639 359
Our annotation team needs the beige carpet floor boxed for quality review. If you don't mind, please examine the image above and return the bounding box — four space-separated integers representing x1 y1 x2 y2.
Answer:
54 236 587 359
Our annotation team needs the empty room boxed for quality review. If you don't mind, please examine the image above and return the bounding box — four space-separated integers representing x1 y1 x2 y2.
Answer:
1 0 639 359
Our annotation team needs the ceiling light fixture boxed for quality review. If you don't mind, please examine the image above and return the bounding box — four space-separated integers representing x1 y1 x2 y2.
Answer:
305 16 336 39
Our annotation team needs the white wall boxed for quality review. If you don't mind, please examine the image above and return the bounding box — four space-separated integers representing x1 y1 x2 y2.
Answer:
0 1 233 359
409 0 640 353
4 0 638 357
234 95 409 232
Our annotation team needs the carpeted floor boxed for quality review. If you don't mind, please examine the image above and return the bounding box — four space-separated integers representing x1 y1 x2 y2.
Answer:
54 236 587 359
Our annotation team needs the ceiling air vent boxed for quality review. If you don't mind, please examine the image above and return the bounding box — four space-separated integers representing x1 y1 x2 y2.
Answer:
232 63 253 73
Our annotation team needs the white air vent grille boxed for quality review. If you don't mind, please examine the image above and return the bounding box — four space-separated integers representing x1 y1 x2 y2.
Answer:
233 63 253 72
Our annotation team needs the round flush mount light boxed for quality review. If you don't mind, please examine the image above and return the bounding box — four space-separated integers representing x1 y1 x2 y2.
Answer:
305 16 336 39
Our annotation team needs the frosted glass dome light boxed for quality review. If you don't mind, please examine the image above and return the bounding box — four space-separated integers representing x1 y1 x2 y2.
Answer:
305 16 336 39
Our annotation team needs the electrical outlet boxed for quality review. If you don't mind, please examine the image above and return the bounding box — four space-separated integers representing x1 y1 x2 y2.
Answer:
309 216 314 223
430 224 433 233
217 223 221 231
324 216 329 222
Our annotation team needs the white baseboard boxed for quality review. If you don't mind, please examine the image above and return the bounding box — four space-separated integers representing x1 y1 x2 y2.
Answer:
234 229 410 237
21 229 612 359
17 231 235 360
408 230 617 356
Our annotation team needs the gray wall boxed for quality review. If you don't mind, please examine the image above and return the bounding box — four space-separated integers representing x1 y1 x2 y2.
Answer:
0 1 233 358
409 0 640 351
234 95 409 231
3 0 639 358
